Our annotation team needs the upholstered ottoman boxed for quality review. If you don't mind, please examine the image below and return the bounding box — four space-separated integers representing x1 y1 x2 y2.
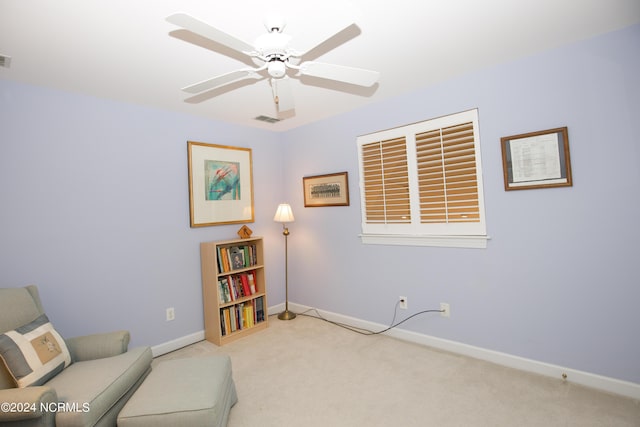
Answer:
117 355 237 427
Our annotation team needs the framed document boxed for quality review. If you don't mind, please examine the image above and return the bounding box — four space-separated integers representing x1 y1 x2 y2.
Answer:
501 127 572 191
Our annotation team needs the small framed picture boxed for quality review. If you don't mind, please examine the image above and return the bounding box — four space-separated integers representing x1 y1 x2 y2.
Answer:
500 127 572 191
187 141 254 226
303 172 350 207
229 247 245 270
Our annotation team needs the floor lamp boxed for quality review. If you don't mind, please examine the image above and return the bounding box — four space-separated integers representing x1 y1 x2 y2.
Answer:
274 203 296 320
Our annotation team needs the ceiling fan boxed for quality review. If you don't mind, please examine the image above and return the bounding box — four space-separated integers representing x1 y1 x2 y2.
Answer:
166 13 380 113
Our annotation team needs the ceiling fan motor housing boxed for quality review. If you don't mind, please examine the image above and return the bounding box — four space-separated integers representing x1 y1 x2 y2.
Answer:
254 31 294 78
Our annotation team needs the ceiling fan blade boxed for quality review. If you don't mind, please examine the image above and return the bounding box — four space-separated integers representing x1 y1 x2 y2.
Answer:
182 69 263 94
296 22 361 60
184 78 264 104
298 62 380 87
167 13 255 55
272 77 295 112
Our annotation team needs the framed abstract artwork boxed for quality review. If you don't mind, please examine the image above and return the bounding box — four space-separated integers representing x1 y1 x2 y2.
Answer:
187 141 254 227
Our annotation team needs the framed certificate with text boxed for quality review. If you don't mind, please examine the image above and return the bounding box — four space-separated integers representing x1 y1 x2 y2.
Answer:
501 127 572 191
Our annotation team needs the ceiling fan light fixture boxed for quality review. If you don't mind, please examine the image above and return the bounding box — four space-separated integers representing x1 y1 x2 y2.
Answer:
267 60 286 78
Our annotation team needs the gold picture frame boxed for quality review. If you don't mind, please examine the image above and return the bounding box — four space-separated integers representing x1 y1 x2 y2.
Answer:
303 172 350 207
187 141 254 227
501 127 572 191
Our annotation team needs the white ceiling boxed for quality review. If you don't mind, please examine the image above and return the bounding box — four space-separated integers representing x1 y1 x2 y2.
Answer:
1 0 639 132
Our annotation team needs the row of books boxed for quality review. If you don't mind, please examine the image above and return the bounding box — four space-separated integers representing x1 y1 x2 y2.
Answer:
216 244 258 273
220 297 265 336
218 272 258 304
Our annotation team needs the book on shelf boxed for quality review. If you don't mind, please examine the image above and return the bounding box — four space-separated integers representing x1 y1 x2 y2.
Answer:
243 246 250 267
236 304 242 330
231 306 238 332
247 271 257 294
255 296 264 322
225 276 234 300
219 247 231 272
231 275 245 298
249 244 257 265
222 308 231 336
242 305 254 328
216 247 224 273
239 274 252 297
222 277 233 302
218 278 227 304
226 277 234 301
234 303 245 330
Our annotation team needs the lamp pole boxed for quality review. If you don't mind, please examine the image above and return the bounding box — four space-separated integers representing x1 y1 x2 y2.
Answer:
278 223 295 320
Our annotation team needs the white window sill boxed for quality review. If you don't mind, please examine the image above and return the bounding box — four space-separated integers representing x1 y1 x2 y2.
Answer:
359 234 490 249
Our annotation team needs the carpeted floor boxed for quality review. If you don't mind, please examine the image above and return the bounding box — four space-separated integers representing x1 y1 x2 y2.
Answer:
155 313 640 426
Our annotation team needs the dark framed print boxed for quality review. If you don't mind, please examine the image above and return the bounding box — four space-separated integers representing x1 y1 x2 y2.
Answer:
303 172 350 207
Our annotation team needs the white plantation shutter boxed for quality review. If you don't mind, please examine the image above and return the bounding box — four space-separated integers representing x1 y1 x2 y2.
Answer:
357 109 487 248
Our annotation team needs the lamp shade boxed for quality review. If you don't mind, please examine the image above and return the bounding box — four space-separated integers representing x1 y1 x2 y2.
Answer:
273 203 295 223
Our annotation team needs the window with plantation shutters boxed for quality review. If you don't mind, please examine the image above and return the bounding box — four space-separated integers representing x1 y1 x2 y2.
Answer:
357 109 488 248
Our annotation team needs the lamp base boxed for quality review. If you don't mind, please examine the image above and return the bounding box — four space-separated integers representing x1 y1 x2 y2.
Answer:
278 310 297 320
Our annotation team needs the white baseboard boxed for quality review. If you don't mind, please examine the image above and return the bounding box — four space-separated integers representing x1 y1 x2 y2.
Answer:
286 302 640 400
151 330 204 357
150 303 285 357
151 302 640 399
270 302 285 315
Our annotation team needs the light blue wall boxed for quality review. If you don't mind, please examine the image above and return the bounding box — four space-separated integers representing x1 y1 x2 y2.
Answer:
1 24 638 385
282 24 640 384
0 81 286 348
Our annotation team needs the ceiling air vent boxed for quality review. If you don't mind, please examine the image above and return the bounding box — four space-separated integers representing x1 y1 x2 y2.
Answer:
254 115 281 124
0 55 11 68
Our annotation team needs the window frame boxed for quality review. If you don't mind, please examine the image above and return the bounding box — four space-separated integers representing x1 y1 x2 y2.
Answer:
356 109 489 248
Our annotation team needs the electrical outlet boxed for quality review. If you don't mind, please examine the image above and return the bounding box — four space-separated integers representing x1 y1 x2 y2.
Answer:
166 307 175 321
399 296 408 310
440 302 450 318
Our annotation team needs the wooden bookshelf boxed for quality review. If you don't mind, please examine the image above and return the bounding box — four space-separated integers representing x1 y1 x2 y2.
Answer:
200 236 268 345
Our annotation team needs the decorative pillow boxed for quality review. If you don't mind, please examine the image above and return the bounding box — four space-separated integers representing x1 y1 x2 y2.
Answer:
0 314 71 387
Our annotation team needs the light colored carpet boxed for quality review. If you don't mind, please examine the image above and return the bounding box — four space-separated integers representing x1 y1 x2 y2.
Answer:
155 314 640 426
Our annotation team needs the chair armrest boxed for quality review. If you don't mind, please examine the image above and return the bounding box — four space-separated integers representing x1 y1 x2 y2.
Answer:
65 330 130 362
0 386 57 423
